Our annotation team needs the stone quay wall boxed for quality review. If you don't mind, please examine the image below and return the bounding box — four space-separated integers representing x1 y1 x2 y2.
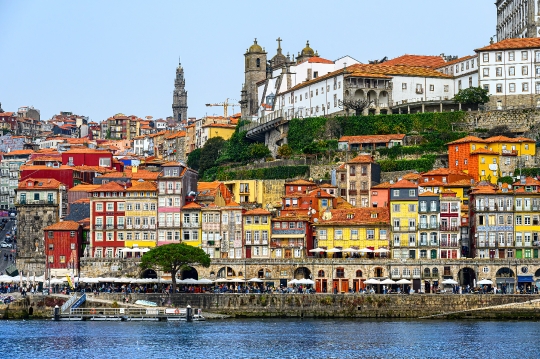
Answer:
87 293 540 319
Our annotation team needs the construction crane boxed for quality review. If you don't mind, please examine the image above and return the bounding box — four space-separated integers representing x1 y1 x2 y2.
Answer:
205 98 238 118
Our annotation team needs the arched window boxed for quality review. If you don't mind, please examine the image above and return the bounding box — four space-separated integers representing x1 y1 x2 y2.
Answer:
317 270 325 277
355 270 362 278
336 267 345 278
432 267 439 276
256 58 261 68
424 268 431 277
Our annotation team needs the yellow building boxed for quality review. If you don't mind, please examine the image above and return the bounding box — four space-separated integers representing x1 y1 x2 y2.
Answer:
513 177 540 259
244 208 272 259
389 180 419 259
124 180 158 249
223 179 285 208
181 202 202 248
316 207 390 253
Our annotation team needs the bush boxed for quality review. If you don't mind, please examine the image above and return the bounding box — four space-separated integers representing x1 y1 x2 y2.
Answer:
378 155 437 172
216 166 309 180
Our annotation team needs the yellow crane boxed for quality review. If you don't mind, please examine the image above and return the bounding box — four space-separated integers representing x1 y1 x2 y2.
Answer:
205 98 238 118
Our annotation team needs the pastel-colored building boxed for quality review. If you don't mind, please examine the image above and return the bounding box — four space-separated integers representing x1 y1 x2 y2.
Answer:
244 208 271 259
124 180 158 251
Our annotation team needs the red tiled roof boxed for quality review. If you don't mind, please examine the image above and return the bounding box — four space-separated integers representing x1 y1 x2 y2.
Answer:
19 178 63 189
244 208 271 215
435 55 476 69
445 179 474 187
422 168 470 176
390 179 418 189
382 54 446 68
339 134 405 144
402 173 422 180
44 221 81 231
513 177 540 186
347 155 374 164
420 180 445 187
372 182 393 189
485 135 535 143
126 180 157 191
475 38 540 52
446 136 487 145
74 198 90 204
5 149 34 156
286 179 316 186
68 184 100 192
182 202 202 209
90 181 126 192
306 56 334 64
419 190 437 197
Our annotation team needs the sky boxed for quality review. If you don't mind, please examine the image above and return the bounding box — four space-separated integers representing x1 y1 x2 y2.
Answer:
0 0 495 122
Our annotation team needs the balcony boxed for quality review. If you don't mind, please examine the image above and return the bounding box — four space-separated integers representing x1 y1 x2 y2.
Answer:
117 225 124 230
348 190 357 196
149 224 156 229
440 226 459 231
393 226 417 232
415 88 424 94
207 241 215 246
17 200 56 205
94 225 103 230
245 239 252 245
126 225 133 229
106 224 114 230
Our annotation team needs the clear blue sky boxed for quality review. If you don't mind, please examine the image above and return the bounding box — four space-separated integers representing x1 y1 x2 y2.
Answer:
0 0 495 122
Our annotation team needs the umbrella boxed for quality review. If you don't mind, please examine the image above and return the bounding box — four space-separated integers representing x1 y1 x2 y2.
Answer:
341 248 357 253
98 277 117 282
214 278 230 283
197 278 213 285
477 279 493 285
288 279 299 285
309 247 325 252
380 278 396 285
358 248 373 253
248 278 263 282
325 248 342 253
396 279 412 284
297 278 315 285
442 279 458 285
180 278 198 285
230 278 246 283
365 278 381 284
113 277 131 283
373 248 390 253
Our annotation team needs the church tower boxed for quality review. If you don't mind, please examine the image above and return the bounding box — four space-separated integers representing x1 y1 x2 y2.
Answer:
240 39 267 118
172 60 188 122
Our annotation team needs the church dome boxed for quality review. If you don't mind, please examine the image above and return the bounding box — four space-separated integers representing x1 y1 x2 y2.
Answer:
301 41 314 57
249 39 263 53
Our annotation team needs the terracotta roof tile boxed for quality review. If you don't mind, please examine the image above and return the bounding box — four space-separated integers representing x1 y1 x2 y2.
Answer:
68 184 100 192
435 55 476 69
44 221 81 231
244 208 271 215
422 168 470 176
372 182 393 189
90 181 126 192
475 38 540 52
286 179 316 186
444 179 474 187
73 198 90 204
126 180 157 191
182 202 202 209
402 173 422 180
339 134 405 144
389 179 418 189
513 177 540 186
317 207 390 226
419 190 438 197
382 54 446 68
347 155 374 164
485 135 534 143
420 180 445 187
446 136 487 145
19 178 63 189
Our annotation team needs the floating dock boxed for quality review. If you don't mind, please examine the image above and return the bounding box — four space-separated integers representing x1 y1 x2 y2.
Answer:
54 307 205 322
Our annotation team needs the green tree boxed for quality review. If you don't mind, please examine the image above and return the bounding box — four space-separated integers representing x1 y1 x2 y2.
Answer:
249 143 271 160
454 87 490 105
277 144 293 159
140 243 210 293
187 148 202 171
199 137 226 179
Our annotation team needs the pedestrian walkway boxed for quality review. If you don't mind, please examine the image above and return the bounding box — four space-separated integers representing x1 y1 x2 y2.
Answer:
418 297 540 319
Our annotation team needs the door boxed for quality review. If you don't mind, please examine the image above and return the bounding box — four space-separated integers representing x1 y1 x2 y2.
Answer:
245 247 251 259
316 280 322 293
412 279 421 293
516 249 523 258
353 279 359 292
430 250 437 259
285 249 291 258
332 280 339 294
424 281 431 294
498 249 505 259
322 279 327 293
341 279 349 293
489 249 496 259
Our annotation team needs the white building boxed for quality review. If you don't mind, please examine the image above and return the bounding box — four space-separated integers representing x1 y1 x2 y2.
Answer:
476 37 540 109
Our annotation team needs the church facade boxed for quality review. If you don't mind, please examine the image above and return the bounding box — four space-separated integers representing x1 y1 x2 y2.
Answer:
172 61 188 122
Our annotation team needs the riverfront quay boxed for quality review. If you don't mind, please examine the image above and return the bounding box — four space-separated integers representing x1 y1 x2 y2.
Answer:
4 293 540 320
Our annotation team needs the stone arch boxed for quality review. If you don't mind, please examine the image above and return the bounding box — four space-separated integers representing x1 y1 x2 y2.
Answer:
535 268 540 277
354 89 365 100
317 270 325 277
432 267 439 277
335 267 345 278
367 90 378 105
217 266 235 278
379 91 389 107
424 268 431 277
355 270 363 278
256 58 261 68
181 267 198 280
458 267 475 286
141 269 157 279
373 267 384 278
294 267 311 279
496 267 514 278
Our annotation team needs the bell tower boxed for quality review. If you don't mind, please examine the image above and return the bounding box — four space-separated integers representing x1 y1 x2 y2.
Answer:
240 39 267 118
172 60 188 122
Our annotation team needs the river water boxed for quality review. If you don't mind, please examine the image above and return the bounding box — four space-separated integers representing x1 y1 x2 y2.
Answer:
2 319 539 358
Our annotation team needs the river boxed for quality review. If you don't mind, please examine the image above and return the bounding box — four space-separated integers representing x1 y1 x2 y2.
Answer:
2 319 539 358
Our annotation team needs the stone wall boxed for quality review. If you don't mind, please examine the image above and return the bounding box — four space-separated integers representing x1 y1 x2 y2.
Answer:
89 293 539 318
463 108 540 134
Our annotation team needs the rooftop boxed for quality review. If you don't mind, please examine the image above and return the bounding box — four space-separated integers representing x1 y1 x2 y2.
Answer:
44 221 81 231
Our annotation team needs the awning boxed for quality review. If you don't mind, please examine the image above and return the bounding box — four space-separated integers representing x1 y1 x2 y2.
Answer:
518 275 533 283
496 278 515 284
271 234 305 239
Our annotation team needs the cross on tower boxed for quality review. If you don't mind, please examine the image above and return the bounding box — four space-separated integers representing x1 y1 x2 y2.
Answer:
276 37 282 50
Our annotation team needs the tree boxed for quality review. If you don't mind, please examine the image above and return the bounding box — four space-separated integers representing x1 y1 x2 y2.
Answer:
187 148 202 171
277 144 293 159
198 137 226 178
338 97 373 116
249 143 271 160
453 87 490 105
140 243 210 293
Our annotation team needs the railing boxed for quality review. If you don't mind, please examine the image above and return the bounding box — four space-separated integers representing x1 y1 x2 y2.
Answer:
348 190 357 196
117 225 124 230
61 293 79 313
17 200 55 205
440 226 459 231
71 293 86 310
94 225 103 230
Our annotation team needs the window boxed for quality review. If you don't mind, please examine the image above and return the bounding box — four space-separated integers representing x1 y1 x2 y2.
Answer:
496 84 502 93
392 204 400 212
483 84 489 92
496 67 502 77
522 66 528 75
393 190 399 197
106 203 114 211
483 68 489 77
335 230 343 240
408 204 416 212
402 83 407 90
444 85 449 92
483 53 489 62
496 52 502 62
429 84 434 91
522 51 528 61
409 189 416 197
367 229 375 239
99 157 111 167
96 203 103 211
509 67 515 76
509 83 515 92
523 82 529 92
